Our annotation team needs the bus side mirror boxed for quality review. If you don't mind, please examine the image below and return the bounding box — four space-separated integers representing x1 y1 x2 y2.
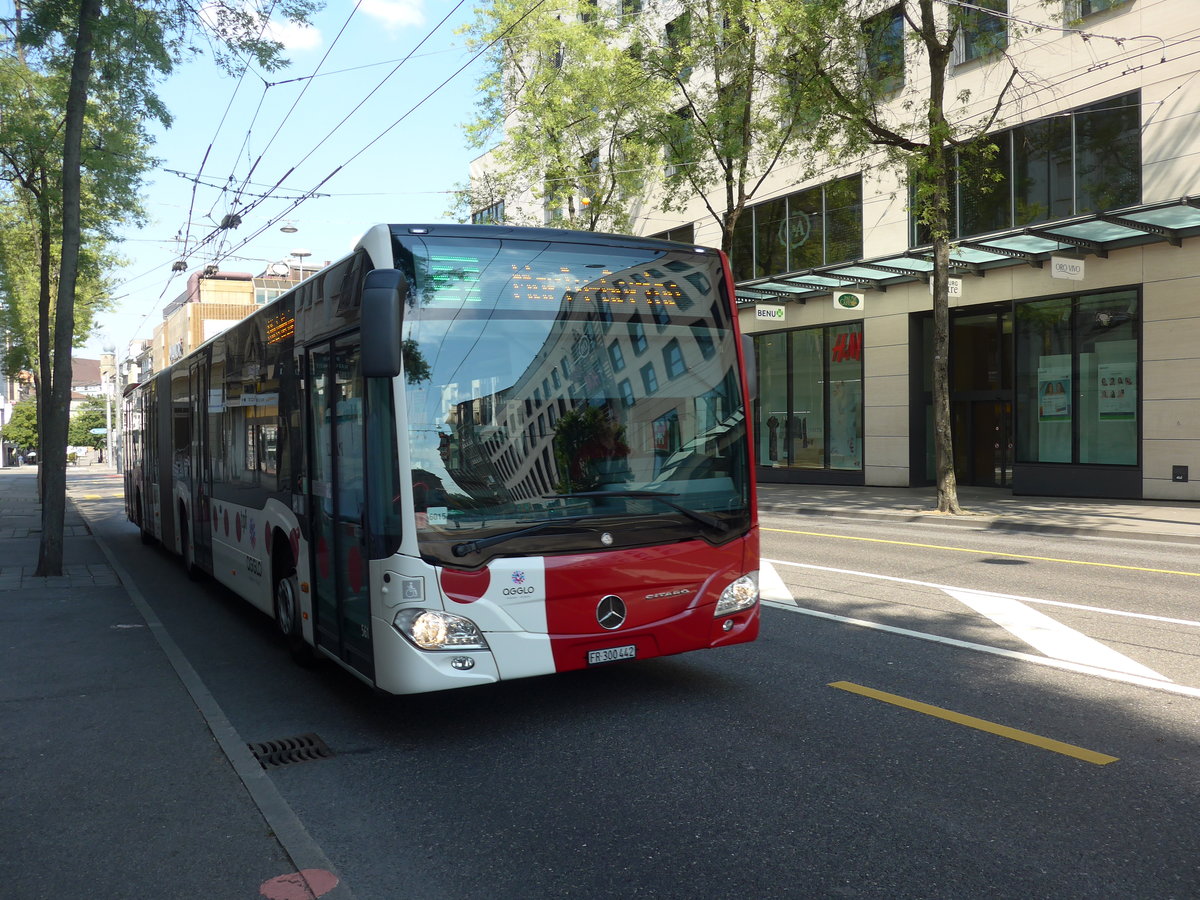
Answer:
361 269 408 378
742 333 757 401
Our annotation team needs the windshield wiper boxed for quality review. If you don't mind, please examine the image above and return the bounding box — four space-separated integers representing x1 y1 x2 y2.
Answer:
547 491 730 534
451 515 593 558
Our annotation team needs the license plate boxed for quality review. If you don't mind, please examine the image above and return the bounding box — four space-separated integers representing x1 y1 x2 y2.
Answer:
588 644 636 665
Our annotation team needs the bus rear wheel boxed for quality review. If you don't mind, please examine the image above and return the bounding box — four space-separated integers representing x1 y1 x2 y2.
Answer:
274 565 316 666
180 517 200 580
136 494 155 545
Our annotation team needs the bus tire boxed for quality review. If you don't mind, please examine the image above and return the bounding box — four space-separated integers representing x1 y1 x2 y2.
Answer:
136 494 155 545
180 515 200 581
274 562 316 666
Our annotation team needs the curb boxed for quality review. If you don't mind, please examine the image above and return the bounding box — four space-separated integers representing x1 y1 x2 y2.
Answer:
756 504 1200 547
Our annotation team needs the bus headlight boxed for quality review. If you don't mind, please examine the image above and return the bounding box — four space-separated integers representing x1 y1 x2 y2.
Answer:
714 572 758 617
393 609 489 651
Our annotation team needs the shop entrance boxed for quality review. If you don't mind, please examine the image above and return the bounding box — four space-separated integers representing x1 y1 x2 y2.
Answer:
916 307 1013 488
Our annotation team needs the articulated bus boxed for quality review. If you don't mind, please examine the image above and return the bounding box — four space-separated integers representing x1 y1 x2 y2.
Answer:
123 224 759 694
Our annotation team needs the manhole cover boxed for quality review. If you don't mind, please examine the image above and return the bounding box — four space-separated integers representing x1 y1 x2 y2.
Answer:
248 733 334 769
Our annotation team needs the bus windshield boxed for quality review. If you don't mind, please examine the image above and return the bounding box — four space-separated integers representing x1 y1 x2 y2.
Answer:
393 232 750 566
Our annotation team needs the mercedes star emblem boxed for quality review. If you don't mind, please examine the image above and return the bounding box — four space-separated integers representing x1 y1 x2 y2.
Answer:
596 595 627 630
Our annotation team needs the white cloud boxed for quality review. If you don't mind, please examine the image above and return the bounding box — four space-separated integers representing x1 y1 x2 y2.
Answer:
265 19 322 51
360 0 426 31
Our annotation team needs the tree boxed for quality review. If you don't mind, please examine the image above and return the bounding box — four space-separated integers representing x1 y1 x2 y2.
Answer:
783 0 1049 514
1 400 39 454
4 0 318 576
457 0 665 232
633 0 820 254
459 0 818 245
67 396 108 449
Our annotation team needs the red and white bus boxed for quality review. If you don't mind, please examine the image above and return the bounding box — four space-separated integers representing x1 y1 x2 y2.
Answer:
123 224 759 694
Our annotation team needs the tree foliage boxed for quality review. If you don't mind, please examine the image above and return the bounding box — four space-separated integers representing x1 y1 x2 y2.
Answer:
1 400 39 452
458 0 819 247
68 395 109 448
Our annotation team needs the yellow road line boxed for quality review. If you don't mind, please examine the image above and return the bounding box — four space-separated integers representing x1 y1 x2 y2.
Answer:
830 681 1118 765
763 526 1200 578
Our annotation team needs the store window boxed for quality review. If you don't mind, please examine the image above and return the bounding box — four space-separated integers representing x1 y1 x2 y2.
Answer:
754 323 863 472
1015 290 1138 467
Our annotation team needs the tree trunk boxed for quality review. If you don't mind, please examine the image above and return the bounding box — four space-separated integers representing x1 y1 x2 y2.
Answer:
919 0 962 515
35 0 100 577
930 232 962 514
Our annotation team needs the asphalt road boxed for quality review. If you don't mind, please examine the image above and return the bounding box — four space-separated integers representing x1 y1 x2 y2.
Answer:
76 483 1200 900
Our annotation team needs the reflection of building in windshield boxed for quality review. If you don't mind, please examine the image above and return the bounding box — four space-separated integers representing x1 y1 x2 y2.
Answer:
436 254 738 504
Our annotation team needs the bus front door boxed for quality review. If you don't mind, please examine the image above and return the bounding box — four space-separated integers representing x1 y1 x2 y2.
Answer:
307 341 374 680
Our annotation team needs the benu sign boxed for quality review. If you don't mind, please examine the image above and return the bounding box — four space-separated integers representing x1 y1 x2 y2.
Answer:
755 304 786 322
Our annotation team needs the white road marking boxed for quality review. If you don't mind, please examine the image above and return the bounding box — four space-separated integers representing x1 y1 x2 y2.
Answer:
759 559 795 604
763 599 1200 700
944 588 1169 681
764 559 1200 629
763 558 1192 691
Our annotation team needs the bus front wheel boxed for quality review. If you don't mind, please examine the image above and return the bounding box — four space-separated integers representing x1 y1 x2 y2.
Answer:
274 566 316 666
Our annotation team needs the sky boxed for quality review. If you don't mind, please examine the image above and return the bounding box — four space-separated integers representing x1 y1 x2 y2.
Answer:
75 0 489 360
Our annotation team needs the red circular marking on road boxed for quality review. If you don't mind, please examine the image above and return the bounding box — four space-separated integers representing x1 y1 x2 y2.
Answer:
347 545 363 593
259 869 339 899
440 566 491 604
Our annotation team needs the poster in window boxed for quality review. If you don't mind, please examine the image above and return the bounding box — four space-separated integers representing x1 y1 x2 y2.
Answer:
1097 363 1136 420
1037 366 1071 422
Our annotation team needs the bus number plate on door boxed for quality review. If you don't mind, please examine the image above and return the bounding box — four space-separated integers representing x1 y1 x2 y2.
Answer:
588 645 636 665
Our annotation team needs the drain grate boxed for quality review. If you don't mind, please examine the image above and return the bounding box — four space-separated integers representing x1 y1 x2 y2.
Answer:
248 733 334 769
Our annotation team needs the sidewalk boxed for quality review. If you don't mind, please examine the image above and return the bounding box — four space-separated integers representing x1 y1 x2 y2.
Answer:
0 465 343 900
758 481 1200 545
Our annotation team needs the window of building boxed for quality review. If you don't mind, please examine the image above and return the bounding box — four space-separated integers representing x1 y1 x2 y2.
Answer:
665 13 691 52
863 5 904 91
663 339 685 379
1014 290 1138 467
618 378 635 407
1069 0 1127 19
955 0 1007 64
650 223 695 244
621 0 642 17
912 91 1140 244
629 318 648 354
640 362 658 394
664 107 693 177
471 200 505 225
732 175 864 283
608 340 626 372
753 323 863 472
